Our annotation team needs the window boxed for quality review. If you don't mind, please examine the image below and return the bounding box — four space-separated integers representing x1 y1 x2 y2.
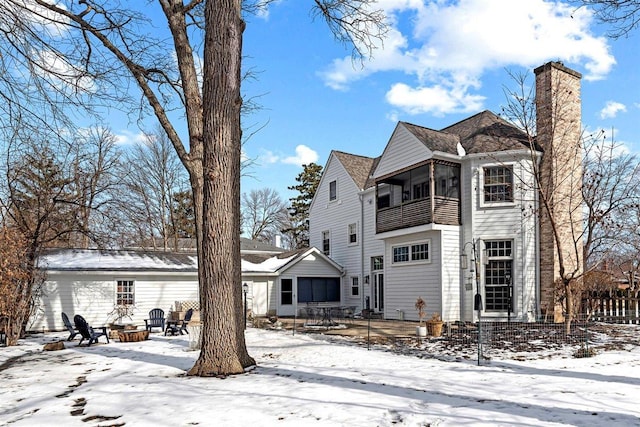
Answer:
413 181 429 200
322 231 330 255
297 277 340 303
348 223 357 244
411 243 429 261
281 278 293 305
371 256 384 271
392 241 431 264
329 180 337 201
484 240 513 311
116 280 135 305
351 276 359 297
393 246 409 263
483 166 513 203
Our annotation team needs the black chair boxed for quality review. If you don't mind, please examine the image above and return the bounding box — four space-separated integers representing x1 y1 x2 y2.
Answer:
73 314 109 346
165 308 194 336
144 308 165 332
61 312 79 341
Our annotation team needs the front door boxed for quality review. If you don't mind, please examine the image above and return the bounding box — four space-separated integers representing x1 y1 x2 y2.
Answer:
373 272 384 311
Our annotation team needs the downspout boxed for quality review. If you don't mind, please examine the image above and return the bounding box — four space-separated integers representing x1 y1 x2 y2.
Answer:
359 192 365 311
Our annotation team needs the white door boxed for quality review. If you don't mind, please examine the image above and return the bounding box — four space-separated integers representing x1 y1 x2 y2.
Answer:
278 277 295 316
252 281 268 316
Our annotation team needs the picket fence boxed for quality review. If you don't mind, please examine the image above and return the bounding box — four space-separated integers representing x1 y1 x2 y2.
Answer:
583 290 640 324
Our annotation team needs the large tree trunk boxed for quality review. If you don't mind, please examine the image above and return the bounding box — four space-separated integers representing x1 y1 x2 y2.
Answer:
188 0 254 376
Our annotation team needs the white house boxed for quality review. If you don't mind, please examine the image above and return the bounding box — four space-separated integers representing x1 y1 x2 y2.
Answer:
31 242 343 332
309 62 583 323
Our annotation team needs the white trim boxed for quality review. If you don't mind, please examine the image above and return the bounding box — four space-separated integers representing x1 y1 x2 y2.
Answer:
479 163 516 209
390 239 432 265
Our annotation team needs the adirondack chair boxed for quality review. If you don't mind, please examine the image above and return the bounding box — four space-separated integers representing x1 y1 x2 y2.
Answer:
73 314 109 346
144 308 165 332
61 312 79 341
165 308 194 336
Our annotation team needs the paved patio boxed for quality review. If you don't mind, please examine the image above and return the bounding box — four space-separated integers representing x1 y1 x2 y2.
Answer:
258 317 420 340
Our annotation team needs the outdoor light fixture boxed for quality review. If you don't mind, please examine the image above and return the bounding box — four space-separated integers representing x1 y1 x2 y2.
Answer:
242 283 248 330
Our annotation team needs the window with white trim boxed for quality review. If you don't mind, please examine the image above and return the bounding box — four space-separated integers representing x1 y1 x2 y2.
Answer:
329 180 337 201
484 240 513 311
348 223 357 244
116 280 135 305
392 240 431 264
351 276 359 297
483 166 513 203
322 230 330 256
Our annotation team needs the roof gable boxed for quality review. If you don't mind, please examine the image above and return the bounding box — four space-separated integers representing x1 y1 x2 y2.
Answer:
332 151 376 190
372 123 435 179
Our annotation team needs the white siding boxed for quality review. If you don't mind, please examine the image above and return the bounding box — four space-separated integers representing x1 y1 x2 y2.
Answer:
309 153 364 308
31 272 198 331
461 153 538 321
372 125 431 179
382 231 442 322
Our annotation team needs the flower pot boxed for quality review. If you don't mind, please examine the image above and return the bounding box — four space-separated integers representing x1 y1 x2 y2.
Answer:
427 320 443 337
416 325 427 337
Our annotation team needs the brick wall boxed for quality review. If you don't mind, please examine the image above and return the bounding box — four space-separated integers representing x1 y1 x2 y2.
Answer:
534 62 584 319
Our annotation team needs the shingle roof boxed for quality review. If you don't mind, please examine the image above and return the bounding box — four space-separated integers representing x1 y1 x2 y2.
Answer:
399 111 531 156
401 122 460 155
332 151 378 190
441 110 532 154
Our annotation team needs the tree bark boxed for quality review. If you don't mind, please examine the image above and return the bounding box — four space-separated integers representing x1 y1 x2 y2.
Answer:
188 0 254 376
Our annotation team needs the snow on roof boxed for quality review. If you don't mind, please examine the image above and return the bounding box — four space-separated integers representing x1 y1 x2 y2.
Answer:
39 248 298 274
241 253 297 273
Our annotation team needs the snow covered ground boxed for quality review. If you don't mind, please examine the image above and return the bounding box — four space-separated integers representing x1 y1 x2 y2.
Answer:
1 325 640 426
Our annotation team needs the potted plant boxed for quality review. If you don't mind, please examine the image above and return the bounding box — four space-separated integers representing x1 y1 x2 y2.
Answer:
426 312 444 337
415 297 427 337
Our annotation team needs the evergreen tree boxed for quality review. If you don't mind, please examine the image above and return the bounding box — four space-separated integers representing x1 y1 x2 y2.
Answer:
284 163 323 249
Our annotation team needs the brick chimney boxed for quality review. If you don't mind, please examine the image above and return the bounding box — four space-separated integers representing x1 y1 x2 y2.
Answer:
534 62 583 320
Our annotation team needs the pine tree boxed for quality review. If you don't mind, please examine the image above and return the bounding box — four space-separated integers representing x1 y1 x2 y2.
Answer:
284 163 323 249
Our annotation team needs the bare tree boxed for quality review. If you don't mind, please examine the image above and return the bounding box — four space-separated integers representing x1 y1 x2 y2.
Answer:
122 127 190 251
0 0 387 375
500 64 639 331
577 1 640 38
241 188 287 242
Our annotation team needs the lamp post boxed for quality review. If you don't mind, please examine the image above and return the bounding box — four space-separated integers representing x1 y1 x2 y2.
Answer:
461 239 484 366
461 239 483 320
506 272 512 324
242 282 248 330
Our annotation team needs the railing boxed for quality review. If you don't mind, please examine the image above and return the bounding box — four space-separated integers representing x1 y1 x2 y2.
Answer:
376 197 460 233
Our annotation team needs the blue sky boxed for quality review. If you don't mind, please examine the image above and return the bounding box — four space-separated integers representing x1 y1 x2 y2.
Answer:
232 0 640 202
102 1 639 203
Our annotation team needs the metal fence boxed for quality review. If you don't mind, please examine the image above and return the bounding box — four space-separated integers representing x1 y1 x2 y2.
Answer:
442 317 591 364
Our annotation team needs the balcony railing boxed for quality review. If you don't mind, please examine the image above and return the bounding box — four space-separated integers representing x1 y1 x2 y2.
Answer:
376 197 460 233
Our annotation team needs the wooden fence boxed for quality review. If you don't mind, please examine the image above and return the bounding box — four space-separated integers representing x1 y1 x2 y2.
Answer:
582 290 640 324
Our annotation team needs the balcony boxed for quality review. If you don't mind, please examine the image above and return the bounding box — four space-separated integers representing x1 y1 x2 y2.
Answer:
376 196 460 234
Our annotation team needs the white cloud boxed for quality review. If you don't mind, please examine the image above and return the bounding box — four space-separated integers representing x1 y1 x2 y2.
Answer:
282 145 319 165
259 145 318 166
599 101 627 119
114 130 148 145
321 0 615 116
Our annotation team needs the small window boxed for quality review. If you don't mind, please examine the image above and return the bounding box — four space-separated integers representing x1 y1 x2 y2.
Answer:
484 166 513 203
371 256 384 271
393 246 409 263
351 276 359 297
116 280 135 305
281 278 293 305
329 180 337 201
348 223 357 244
411 243 429 261
322 230 330 256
